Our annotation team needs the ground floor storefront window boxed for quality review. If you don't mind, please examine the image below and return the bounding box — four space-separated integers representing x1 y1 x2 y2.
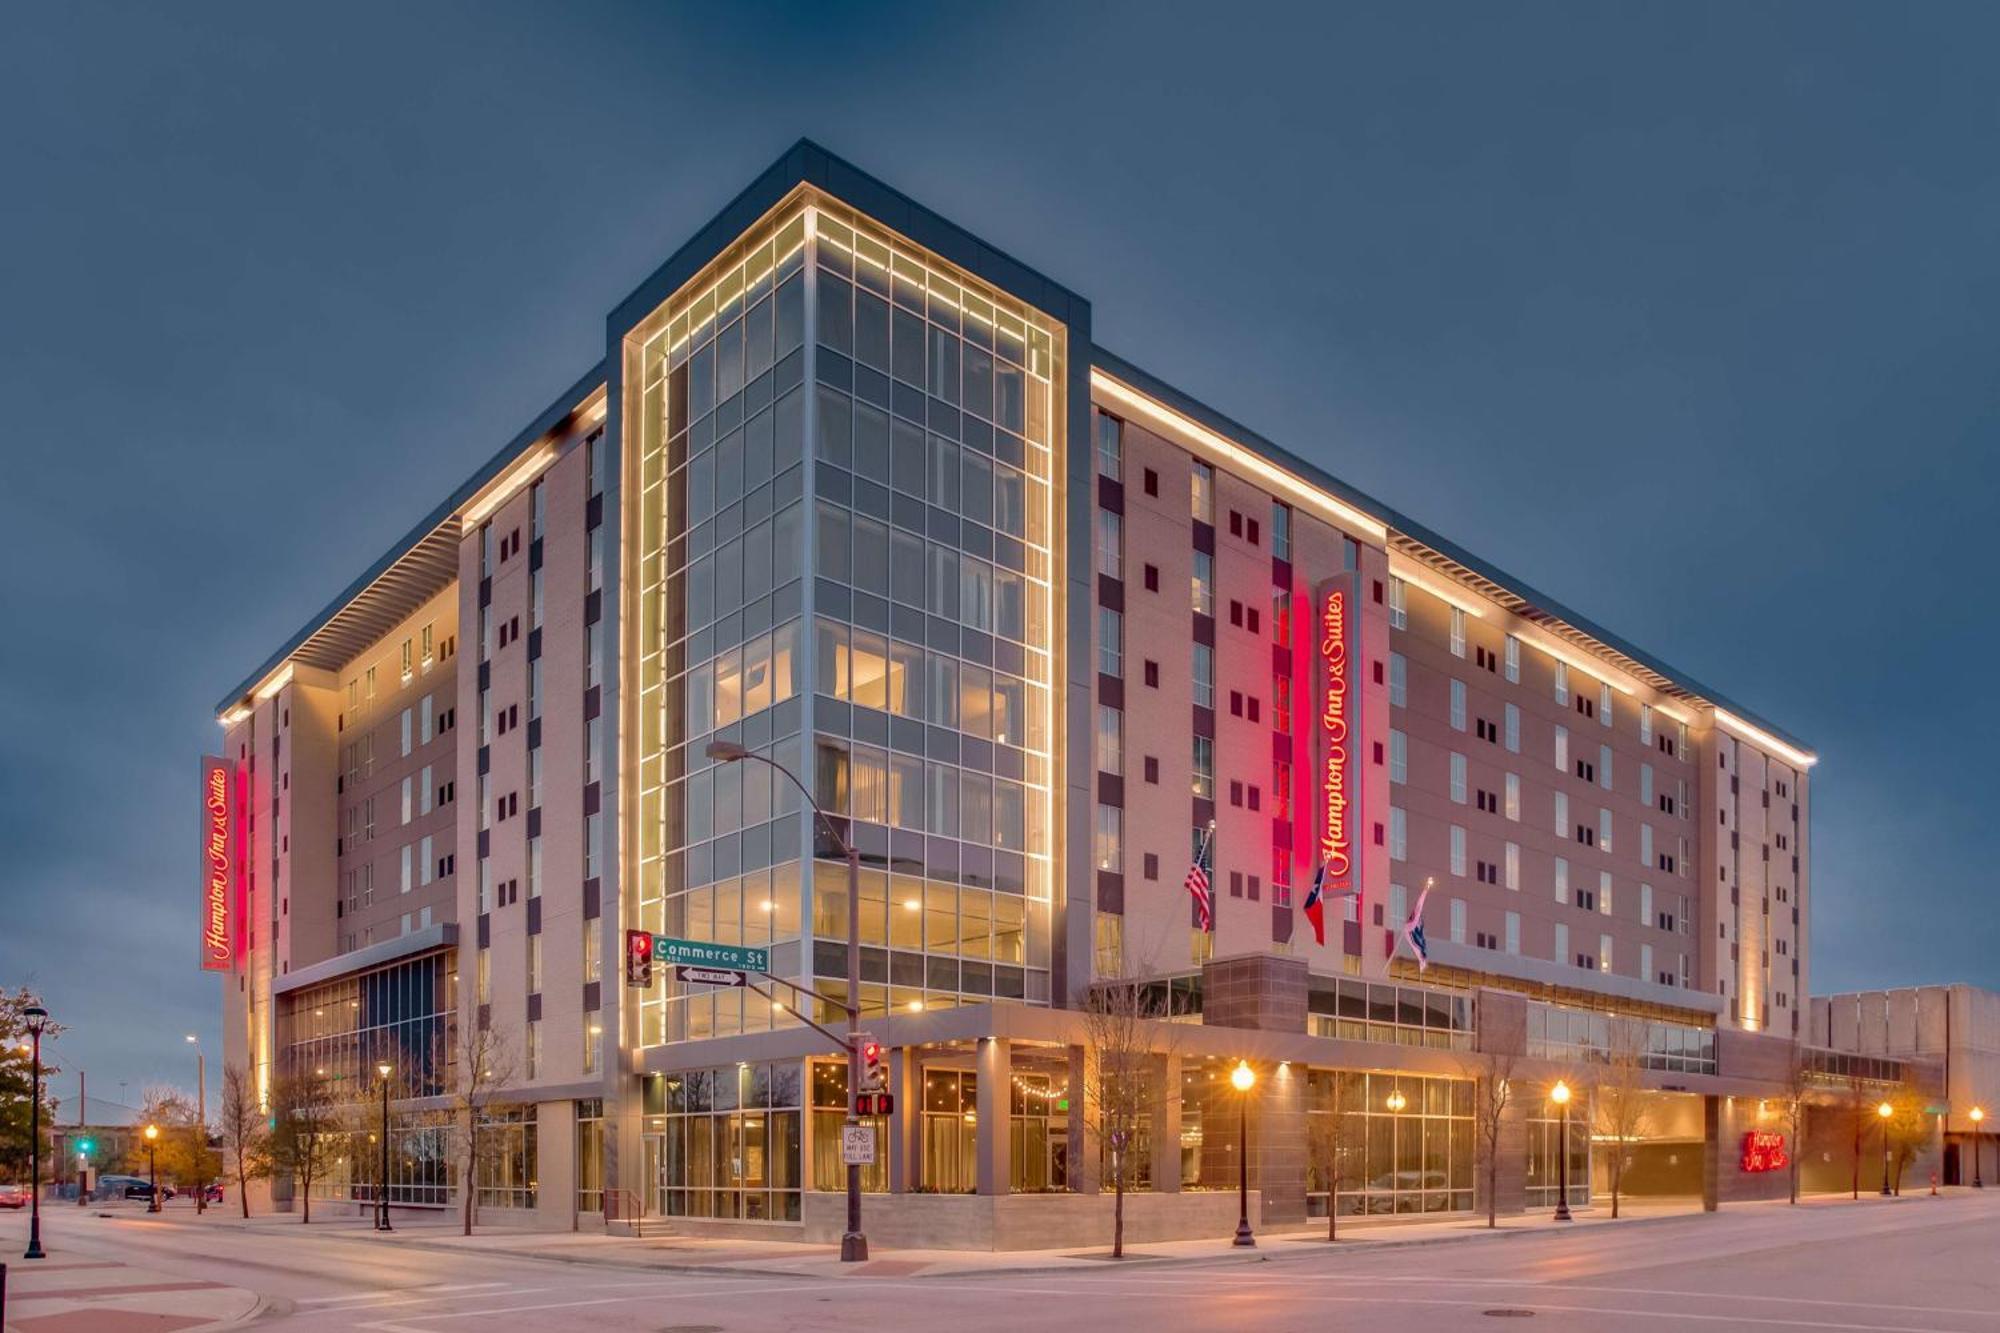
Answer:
652 1061 804 1220
1305 1070 1475 1216
476 1106 538 1210
316 1119 451 1207
809 1060 886 1194
576 1098 604 1214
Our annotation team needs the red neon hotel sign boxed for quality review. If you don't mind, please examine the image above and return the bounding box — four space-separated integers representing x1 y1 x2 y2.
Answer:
1317 578 1356 892
200 756 236 971
1740 1130 1788 1173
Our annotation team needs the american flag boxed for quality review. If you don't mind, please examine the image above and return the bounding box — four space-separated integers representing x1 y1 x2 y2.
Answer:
1185 826 1214 931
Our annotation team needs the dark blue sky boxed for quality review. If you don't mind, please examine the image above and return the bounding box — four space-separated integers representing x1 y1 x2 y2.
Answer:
3 2 1995 1100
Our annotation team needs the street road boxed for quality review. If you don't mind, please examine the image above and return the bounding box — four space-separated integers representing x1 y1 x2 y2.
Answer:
7 1193 2000 1331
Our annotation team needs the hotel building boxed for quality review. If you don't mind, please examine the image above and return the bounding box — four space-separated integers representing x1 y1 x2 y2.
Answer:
208 141 1898 1244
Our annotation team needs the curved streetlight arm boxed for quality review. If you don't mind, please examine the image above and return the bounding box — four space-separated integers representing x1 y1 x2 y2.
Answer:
706 742 854 859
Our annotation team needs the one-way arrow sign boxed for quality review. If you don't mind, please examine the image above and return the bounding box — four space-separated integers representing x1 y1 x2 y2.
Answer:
676 964 748 988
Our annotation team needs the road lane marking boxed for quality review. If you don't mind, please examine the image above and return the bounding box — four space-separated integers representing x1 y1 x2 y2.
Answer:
353 1280 854 1327
297 1283 513 1305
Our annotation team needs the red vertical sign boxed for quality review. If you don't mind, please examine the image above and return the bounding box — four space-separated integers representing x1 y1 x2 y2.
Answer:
1316 575 1359 900
200 757 236 971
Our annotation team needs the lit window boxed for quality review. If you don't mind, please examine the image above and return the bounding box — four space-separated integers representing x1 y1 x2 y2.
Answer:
1097 704 1123 776
1388 578 1407 630
1192 736 1214 799
1450 608 1466 658
1094 804 1122 872
1554 661 1569 705
1193 644 1214 708
1096 412 1123 481
1505 773 1520 822
1191 461 1214 524
1192 551 1214 616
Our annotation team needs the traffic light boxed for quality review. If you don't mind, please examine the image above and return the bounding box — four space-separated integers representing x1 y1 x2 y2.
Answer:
76 1138 94 1157
625 930 654 987
862 1040 884 1090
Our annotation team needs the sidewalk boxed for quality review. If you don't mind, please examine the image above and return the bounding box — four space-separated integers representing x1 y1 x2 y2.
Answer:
136 1192 1745 1281
0 1222 261 1332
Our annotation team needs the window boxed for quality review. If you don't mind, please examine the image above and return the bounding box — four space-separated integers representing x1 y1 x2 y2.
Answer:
1554 661 1569 705
1192 736 1214 799
1191 551 1214 615
400 844 412 894
1555 725 1569 772
1599 744 1613 791
1389 807 1407 861
1554 923 1569 967
1388 577 1407 630
1096 509 1122 579
1600 682 1613 727
1555 856 1569 903
528 835 543 899
1599 808 1613 854
1096 412 1122 480
1271 502 1292 560
400 708 413 758
1505 773 1520 822
1504 635 1520 683
1098 608 1123 677
1450 679 1467 732
1450 825 1467 876
1599 934 1613 973
1094 804 1122 872
1449 898 1467 944
1388 653 1407 708
1097 705 1123 775
1505 841 1520 890
1389 729 1408 784
1641 824 1654 869
1191 461 1214 523
1504 703 1520 753
1641 763 1655 807
588 525 605 593
1554 791 1568 838
1450 753 1468 804
1449 608 1466 658
1640 704 1654 745
1193 643 1215 708
1506 910 1520 955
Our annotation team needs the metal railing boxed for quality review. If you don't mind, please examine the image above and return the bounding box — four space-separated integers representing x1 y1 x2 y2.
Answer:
603 1187 648 1240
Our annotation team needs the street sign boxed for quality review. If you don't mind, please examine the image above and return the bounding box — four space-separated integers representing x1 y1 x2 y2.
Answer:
842 1124 876 1166
652 936 768 973
675 964 747 989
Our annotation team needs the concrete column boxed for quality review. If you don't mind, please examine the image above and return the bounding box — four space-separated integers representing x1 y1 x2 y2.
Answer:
888 1047 920 1193
538 1098 579 1229
1487 1085 1530 1218
1067 1044 1099 1194
976 1037 1010 1196
1702 1094 1721 1212
1152 1053 1182 1192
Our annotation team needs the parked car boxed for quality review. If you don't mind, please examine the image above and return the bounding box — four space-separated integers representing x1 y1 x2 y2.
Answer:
0 1183 29 1209
200 1182 224 1204
97 1174 173 1202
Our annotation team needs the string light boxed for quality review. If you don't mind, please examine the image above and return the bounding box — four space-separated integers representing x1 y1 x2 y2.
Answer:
1010 1075 1069 1102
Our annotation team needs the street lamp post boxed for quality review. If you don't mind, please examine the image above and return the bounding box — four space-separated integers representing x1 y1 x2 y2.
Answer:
707 740 867 1262
1877 1101 1894 1196
1551 1081 1574 1222
22 1005 49 1259
144 1125 161 1213
375 1063 394 1231
1230 1060 1256 1247
186 1035 206 1214
1970 1107 1985 1189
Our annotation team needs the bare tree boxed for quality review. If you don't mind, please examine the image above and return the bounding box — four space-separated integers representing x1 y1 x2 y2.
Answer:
1886 1083 1929 1195
436 1017 516 1237
1591 1019 1652 1219
1776 1051 1813 1206
269 1070 342 1223
1078 972 1174 1260
1842 1074 1871 1199
126 1086 221 1198
218 1064 270 1218
1466 1052 1517 1229
1303 1082 1357 1241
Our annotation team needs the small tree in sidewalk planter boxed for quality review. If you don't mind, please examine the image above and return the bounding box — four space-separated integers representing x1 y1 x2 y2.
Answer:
219 1062 270 1218
1303 1076 1357 1241
269 1070 342 1224
432 1015 516 1237
1467 1052 1516 1229
1591 1020 1653 1220
1777 1050 1813 1206
1079 967 1178 1260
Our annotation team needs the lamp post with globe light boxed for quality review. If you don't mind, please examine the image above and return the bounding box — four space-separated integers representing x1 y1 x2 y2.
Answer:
1970 1107 1985 1189
1878 1101 1894 1196
375 1063 394 1230
22 1005 50 1259
1231 1060 1257 1247
144 1125 161 1213
1551 1081 1574 1221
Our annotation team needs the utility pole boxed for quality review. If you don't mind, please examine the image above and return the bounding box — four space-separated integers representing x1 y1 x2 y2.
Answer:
187 1036 206 1214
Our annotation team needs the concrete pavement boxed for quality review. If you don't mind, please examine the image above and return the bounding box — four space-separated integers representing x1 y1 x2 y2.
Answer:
7 1190 2000 1330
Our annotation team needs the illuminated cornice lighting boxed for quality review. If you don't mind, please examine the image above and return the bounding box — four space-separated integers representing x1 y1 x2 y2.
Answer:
252 663 294 702
1090 370 1389 543
217 705 251 728
462 441 559 528
1386 557 1487 619
1715 708 1818 770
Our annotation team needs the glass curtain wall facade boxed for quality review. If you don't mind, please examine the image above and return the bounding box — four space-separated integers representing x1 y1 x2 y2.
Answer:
278 953 452 1097
625 193 1066 1054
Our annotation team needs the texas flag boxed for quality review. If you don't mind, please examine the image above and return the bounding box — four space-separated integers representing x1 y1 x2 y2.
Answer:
1302 862 1358 947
